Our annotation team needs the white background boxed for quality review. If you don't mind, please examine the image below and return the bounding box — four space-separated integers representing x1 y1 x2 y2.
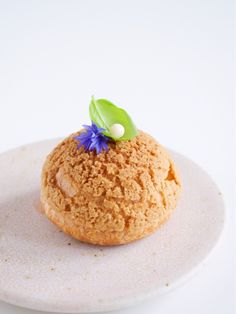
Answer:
0 0 235 314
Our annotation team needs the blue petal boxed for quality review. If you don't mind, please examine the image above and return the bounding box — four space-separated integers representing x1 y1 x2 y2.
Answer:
91 121 106 134
101 141 109 151
74 122 110 154
82 124 93 131
88 139 97 151
74 134 87 142
77 140 89 151
95 143 102 154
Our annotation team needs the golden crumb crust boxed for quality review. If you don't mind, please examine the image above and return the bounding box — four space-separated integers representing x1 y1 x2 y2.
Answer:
41 131 181 245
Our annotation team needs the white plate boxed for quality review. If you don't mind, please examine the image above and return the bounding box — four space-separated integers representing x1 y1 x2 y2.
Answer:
0 139 225 313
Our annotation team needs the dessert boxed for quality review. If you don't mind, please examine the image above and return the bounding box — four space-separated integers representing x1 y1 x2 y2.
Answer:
41 97 181 245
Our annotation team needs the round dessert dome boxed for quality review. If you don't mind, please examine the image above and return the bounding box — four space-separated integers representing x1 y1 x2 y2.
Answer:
41 130 181 245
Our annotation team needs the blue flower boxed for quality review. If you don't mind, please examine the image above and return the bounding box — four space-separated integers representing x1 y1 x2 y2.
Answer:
74 122 110 154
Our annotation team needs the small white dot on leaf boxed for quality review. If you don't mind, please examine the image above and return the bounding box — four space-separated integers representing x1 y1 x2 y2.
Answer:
109 124 125 139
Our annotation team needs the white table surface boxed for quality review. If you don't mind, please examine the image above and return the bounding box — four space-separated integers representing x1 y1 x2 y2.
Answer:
0 0 235 313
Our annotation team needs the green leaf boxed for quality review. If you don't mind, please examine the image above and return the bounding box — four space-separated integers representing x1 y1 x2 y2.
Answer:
89 97 138 141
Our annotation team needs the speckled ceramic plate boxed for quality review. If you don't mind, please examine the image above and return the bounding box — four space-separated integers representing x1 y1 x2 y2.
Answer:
0 139 225 313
